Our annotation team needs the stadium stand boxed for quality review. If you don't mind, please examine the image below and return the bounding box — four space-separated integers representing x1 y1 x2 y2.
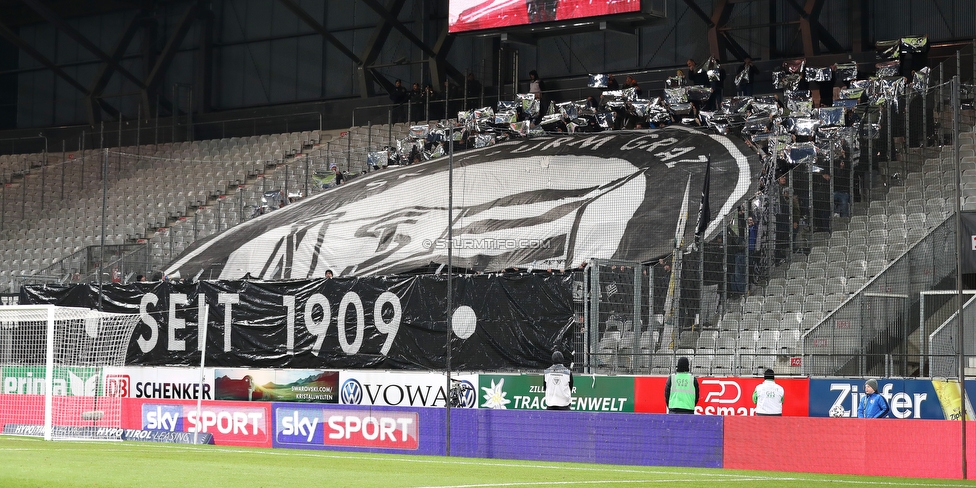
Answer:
0 124 433 290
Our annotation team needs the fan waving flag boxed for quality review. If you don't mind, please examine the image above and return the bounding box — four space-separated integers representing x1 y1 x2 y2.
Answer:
694 156 711 240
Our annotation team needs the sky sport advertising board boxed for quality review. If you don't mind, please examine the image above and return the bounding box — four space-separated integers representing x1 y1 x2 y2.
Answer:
122 398 272 448
633 376 810 416
478 374 634 411
808 378 974 419
274 405 419 451
449 0 642 33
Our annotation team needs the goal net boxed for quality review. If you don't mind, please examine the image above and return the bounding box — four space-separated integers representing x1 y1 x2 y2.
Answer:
0 305 140 441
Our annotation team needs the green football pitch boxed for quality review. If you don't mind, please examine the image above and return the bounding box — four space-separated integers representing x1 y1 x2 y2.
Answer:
1 435 973 487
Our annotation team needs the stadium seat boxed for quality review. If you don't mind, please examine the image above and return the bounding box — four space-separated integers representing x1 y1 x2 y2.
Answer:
710 355 732 376
691 363 710 377
804 280 826 295
826 279 848 296
765 283 785 298
715 335 736 353
777 329 800 355
824 294 846 313
865 259 887 277
696 330 717 350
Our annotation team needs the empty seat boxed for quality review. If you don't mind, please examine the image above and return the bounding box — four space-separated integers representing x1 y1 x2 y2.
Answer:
710 356 732 376
824 294 846 313
866 259 887 277
715 336 736 352
696 330 718 350
778 329 800 355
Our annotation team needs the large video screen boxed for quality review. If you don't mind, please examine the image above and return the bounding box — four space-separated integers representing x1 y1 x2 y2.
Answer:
449 0 643 34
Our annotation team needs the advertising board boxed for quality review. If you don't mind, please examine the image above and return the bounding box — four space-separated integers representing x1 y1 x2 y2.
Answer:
215 368 339 403
122 398 272 447
273 404 438 453
449 0 642 33
634 376 809 416
339 371 478 408
478 374 634 411
103 366 213 400
808 378 974 419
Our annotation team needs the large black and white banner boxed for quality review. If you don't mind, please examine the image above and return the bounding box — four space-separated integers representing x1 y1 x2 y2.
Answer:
163 128 758 281
20 274 575 370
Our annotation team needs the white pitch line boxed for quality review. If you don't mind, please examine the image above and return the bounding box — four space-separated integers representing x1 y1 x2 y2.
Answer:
416 478 785 488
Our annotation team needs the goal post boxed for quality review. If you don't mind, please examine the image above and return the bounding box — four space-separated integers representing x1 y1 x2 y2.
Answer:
0 305 140 441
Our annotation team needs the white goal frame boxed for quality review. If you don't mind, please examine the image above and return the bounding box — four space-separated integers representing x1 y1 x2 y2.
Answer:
0 305 140 441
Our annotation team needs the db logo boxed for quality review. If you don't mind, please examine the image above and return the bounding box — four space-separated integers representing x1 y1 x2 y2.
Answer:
702 379 741 404
104 375 130 398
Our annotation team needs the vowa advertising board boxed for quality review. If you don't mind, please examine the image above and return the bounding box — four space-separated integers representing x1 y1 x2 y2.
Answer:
338 371 479 408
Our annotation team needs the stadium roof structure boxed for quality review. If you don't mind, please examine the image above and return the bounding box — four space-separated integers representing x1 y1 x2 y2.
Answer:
165 127 760 280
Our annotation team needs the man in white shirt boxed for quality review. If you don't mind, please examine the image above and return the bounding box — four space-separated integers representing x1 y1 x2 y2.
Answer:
544 351 573 410
753 368 785 416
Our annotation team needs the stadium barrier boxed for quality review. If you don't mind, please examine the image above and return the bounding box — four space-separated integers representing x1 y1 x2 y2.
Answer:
724 416 976 479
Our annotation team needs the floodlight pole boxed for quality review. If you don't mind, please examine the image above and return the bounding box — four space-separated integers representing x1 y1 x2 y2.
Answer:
952 75 967 480
194 302 209 445
445 122 455 457
99 147 108 311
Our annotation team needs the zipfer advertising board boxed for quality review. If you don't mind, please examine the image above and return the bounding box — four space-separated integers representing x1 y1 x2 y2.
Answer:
808 378 975 419
478 373 634 411
634 376 810 416
339 371 478 408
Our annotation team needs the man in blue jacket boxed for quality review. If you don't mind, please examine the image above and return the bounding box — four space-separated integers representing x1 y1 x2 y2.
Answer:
857 378 890 418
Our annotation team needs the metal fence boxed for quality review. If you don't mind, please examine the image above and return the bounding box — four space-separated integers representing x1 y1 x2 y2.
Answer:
928 292 976 378
571 53 976 378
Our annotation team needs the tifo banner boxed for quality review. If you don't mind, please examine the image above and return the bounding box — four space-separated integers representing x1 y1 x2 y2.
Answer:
958 211 976 274
634 376 810 416
809 378 974 419
478 374 634 411
121 398 272 448
21 273 574 370
161 130 757 279
339 371 478 408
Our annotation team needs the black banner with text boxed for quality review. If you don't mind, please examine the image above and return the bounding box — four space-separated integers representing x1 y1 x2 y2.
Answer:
20 274 575 370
